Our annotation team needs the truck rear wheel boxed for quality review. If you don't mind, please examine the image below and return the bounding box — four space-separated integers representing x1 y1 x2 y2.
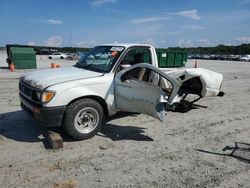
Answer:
62 99 104 140
179 100 191 113
173 100 191 113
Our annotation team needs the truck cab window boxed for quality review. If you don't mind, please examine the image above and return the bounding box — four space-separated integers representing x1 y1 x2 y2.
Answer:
120 47 152 66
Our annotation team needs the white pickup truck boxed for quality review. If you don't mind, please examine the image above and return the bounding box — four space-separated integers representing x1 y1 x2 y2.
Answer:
19 43 224 140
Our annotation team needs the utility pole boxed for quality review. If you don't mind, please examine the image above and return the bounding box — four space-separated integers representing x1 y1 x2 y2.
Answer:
70 30 72 48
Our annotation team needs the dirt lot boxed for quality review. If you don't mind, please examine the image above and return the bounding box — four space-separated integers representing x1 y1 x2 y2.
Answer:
0 51 250 188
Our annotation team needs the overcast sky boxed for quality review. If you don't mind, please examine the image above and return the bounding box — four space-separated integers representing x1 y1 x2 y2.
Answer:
0 0 250 48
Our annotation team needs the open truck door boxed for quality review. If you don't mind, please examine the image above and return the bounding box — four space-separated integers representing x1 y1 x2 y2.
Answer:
114 63 180 121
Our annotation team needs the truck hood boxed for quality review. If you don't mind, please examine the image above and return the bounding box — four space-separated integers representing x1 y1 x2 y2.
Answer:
21 67 104 90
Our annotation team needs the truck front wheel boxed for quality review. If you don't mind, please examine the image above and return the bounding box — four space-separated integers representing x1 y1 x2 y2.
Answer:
62 99 104 140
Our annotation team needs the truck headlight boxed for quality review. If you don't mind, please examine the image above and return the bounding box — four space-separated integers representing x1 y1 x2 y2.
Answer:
41 91 55 103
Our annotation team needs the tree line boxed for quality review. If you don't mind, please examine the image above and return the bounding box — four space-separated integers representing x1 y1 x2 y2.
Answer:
2 43 250 55
166 43 250 55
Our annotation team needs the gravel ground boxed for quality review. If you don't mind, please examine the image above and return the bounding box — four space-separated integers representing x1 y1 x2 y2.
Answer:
0 51 250 188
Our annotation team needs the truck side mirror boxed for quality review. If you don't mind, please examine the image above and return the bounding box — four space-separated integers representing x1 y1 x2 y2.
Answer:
121 74 126 82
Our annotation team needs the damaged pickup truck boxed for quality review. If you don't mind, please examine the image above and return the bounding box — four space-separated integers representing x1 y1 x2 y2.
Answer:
19 44 224 140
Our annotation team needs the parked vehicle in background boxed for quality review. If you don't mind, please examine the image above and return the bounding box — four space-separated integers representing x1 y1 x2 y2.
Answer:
48 52 68 59
188 54 201 59
38 48 58 55
209 54 220 60
188 53 249 61
239 55 250 62
200 54 211 60
66 53 79 60
188 54 211 60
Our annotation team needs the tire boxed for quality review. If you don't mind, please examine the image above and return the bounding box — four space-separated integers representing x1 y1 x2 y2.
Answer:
173 100 191 113
60 56 64 59
180 100 191 113
48 56 52 59
62 99 104 140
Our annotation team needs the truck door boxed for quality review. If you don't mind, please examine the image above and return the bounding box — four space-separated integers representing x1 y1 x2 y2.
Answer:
114 63 178 121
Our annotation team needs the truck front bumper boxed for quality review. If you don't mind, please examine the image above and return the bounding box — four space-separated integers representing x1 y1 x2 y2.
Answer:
19 93 66 127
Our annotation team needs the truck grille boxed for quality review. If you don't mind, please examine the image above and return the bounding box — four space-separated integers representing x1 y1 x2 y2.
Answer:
19 82 33 97
19 81 41 105
19 81 42 104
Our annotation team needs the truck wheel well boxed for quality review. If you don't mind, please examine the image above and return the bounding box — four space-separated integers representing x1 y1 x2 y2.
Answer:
178 77 202 96
67 96 109 117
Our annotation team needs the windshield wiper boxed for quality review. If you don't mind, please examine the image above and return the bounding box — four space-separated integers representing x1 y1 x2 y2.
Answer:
75 63 105 73
75 63 91 69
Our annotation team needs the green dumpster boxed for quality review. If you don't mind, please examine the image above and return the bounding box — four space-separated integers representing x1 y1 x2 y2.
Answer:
156 49 188 68
8 47 37 69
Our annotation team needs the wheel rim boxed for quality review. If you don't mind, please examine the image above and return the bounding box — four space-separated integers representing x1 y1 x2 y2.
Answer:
74 107 99 134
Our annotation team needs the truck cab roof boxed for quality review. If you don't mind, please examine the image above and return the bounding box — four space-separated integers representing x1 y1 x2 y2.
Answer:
101 43 155 49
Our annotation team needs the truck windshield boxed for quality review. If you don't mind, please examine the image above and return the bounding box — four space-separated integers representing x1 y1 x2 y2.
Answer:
75 46 125 73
